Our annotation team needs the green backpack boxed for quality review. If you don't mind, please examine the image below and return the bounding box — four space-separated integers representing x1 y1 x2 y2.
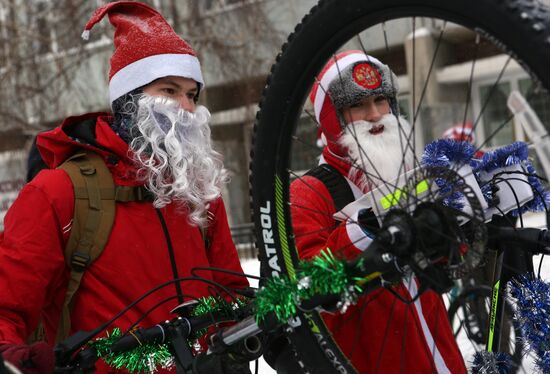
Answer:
30 150 209 342
53 151 144 341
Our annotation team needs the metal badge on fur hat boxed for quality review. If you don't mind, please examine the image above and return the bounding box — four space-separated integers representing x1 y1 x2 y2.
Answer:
353 63 382 89
327 59 399 112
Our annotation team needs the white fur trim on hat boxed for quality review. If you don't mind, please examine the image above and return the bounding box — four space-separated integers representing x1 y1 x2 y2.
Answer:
109 53 204 104
313 53 383 123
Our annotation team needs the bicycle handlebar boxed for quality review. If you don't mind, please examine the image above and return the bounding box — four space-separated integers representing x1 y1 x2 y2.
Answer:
109 313 223 353
488 226 550 255
109 324 166 353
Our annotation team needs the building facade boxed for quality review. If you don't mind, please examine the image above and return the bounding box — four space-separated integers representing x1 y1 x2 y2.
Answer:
1 0 549 230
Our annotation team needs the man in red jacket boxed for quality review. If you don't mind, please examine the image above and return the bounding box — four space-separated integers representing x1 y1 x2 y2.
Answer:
0 2 248 373
289 51 466 373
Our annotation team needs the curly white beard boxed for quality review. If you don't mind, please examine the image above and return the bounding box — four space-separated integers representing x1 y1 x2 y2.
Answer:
339 114 415 191
129 95 229 227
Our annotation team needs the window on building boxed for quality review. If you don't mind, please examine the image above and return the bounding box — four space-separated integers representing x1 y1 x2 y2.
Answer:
479 82 513 147
0 6 8 64
518 78 550 181
398 95 411 120
518 78 550 134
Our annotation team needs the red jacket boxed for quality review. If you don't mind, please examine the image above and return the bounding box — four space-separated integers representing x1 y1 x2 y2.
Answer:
290 151 466 374
0 113 248 372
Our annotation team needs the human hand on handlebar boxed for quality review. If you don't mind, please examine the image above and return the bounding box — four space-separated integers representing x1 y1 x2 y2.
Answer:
0 342 54 374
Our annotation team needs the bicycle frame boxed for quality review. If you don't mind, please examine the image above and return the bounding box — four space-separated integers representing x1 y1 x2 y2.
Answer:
485 216 547 355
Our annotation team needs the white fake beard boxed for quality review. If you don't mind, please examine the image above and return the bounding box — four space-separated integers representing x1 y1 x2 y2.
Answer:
339 114 414 191
130 95 229 227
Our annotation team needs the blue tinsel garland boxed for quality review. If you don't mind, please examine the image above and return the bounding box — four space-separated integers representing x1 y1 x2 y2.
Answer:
509 275 550 373
473 142 529 173
473 142 550 216
471 351 511 374
421 139 476 210
517 161 550 216
421 139 476 167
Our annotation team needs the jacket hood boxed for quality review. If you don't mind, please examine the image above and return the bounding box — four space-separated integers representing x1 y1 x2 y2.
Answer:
322 146 353 177
36 112 141 186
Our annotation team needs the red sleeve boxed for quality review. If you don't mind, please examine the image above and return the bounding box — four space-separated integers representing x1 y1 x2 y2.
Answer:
205 198 249 292
290 176 373 261
0 170 72 344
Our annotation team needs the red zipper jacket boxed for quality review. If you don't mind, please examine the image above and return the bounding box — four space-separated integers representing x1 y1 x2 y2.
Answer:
289 148 466 374
0 113 248 372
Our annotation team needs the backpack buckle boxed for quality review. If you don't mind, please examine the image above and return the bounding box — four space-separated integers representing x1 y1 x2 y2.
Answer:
136 187 144 201
71 252 91 272
79 165 96 176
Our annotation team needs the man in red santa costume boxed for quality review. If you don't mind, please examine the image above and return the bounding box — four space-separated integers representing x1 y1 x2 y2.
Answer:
0 2 248 373
289 50 466 373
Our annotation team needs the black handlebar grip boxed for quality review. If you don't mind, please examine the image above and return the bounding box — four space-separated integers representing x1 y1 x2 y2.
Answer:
299 293 340 312
488 226 550 255
538 229 550 244
109 325 166 353
536 229 550 255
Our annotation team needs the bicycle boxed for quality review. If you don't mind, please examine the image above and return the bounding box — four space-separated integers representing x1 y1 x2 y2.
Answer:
50 201 550 373
250 0 550 372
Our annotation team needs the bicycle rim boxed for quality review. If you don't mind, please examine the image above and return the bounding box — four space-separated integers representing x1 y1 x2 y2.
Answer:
251 0 550 372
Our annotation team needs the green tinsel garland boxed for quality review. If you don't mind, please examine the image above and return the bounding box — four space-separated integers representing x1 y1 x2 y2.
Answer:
89 296 249 373
189 295 248 339
89 249 359 372
299 250 363 298
89 328 173 373
254 275 298 324
255 249 364 324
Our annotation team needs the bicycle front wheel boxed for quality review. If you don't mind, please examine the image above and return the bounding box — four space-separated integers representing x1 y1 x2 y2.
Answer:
251 0 550 372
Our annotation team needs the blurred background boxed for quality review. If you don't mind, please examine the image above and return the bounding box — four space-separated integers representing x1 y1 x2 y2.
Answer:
1 0 550 262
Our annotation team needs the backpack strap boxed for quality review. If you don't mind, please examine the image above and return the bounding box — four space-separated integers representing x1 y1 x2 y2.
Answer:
55 150 117 342
52 150 207 341
305 164 355 212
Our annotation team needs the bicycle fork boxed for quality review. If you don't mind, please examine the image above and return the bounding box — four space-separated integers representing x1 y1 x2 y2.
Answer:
486 219 535 354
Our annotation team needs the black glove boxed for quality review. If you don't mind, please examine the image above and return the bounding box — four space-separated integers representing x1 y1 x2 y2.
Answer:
219 351 252 374
192 351 252 374
0 343 54 374
263 333 305 374
357 209 380 235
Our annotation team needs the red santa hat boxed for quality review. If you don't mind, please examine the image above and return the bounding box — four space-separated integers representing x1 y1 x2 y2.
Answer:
82 1 204 105
310 50 398 156
442 122 476 143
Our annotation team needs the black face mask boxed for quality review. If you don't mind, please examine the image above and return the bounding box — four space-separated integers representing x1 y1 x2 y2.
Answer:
110 88 143 144
111 81 201 144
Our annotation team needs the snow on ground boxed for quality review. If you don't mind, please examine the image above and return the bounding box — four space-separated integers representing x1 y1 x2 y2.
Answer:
240 260 276 373
239 211 550 373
